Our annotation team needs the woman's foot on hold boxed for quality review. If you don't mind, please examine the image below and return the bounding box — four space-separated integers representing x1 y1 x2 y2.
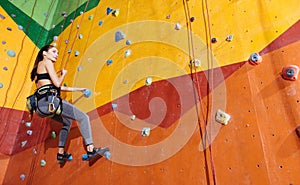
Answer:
87 147 109 159
57 152 72 163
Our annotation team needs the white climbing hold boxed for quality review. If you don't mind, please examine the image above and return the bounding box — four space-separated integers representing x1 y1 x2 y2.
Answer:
18 25 23 30
130 115 136 120
124 49 131 58
112 9 120 17
26 130 33 136
21 140 27 147
190 58 201 67
226 35 233 42
0 83 3 88
145 77 152 86
115 30 126 42
78 34 83 39
75 51 80 56
215 109 231 125
25 122 31 127
175 23 181 30
53 36 58 41
142 127 150 137
40 159 46 167
77 66 82 71
61 11 67 16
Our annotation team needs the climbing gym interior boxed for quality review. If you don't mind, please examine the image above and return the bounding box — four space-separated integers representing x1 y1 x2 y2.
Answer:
0 0 300 184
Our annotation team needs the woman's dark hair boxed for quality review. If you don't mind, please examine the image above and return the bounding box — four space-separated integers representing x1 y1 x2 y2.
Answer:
30 45 55 81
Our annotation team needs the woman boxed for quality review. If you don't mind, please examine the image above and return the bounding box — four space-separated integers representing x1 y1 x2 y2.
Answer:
30 45 108 163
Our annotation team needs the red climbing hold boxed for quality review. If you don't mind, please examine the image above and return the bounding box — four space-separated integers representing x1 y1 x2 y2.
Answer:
281 65 299 81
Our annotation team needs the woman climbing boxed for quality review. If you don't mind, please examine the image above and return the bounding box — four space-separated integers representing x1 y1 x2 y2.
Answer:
29 45 108 163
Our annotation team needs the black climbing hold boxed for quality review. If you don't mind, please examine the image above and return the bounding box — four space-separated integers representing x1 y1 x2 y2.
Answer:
211 38 217 43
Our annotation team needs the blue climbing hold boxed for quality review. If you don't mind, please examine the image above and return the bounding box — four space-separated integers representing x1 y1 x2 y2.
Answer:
0 14 5 19
115 30 125 42
83 89 92 98
106 7 113 15
77 66 82 71
107 59 113 66
126 40 131 45
20 174 25 181
112 103 117 109
98 20 103 26
0 83 3 88
104 151 111 159
7 50 16 57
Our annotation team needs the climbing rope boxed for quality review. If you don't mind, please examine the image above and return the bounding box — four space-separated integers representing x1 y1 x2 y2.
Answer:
59 0 91 70
0 1 59 184
183 0 217 184
202 0 218 184
0 0 55 147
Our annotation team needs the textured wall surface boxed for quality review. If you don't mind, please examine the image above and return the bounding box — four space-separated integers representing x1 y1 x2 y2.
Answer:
0 0 300 184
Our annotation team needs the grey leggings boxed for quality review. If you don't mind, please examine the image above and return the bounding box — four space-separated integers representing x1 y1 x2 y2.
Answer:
37 99 93 148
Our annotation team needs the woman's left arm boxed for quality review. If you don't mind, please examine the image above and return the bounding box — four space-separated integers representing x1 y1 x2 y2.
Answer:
61 86 87 92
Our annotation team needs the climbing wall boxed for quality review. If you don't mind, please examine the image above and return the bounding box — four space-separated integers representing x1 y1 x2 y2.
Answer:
1 0 300 184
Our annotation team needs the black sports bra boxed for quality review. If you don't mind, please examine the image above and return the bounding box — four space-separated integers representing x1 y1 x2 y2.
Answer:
35 73 51 83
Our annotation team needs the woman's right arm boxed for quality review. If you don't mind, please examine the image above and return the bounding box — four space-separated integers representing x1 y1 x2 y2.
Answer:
45 60 67 87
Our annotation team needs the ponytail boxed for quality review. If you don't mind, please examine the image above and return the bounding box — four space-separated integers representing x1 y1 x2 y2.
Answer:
30 45 54 81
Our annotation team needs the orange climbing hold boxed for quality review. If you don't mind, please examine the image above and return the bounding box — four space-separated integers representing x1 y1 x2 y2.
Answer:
281 65 299 81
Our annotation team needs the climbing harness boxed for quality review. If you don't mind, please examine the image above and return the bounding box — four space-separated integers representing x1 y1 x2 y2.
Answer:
26 84 62 118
